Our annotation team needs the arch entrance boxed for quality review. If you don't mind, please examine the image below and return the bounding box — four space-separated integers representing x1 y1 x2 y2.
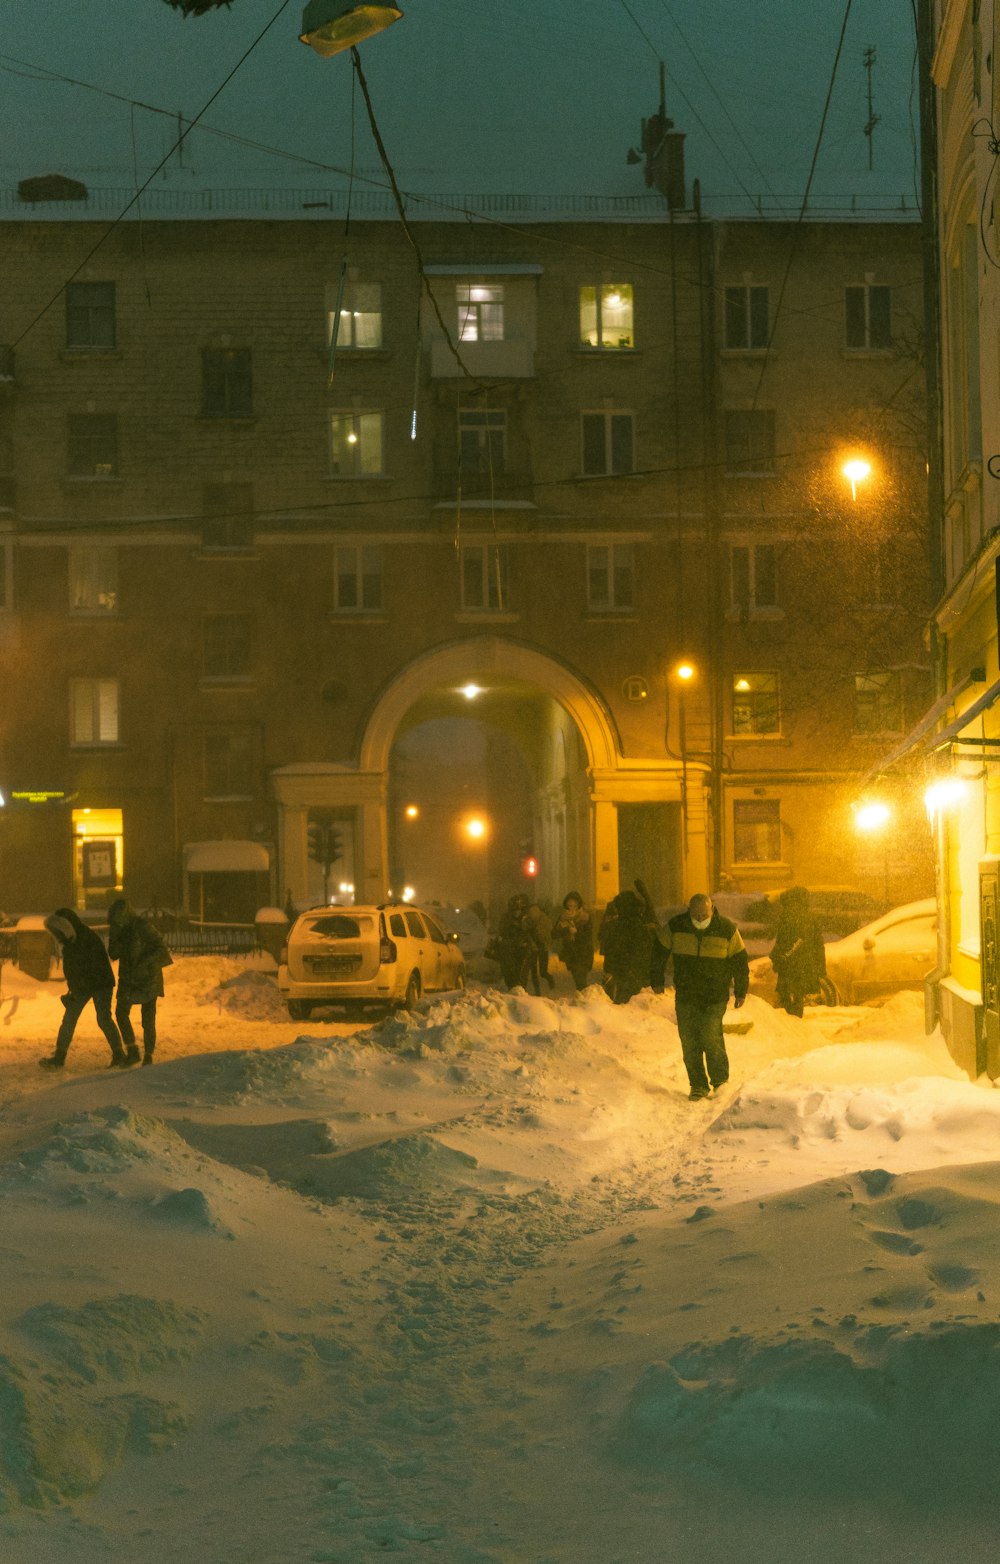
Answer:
272 638 704 914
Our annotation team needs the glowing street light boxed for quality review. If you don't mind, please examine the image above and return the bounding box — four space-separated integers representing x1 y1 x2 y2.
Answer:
404 804 419 819
925 776 968 822
460 683 483 701
842 456 872 501
855 800 891 833
675 661 695 682
299 1 402 57
463 815 488 842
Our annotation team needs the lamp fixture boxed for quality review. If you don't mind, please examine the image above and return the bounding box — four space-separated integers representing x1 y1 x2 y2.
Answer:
299 1 402 58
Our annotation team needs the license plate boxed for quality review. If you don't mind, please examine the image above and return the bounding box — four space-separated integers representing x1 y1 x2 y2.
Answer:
307 954 361 976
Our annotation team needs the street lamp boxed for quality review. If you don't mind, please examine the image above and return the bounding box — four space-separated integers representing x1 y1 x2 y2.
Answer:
299 1 402 57
924 776 967 823
854 799 892 903
672 661 696 856
842 455 872 502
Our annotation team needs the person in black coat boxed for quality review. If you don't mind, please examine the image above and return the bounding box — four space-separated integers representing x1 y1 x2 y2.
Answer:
108 898 173 1066
769 885 826 1018
553 891 595 991
40 908 129 1070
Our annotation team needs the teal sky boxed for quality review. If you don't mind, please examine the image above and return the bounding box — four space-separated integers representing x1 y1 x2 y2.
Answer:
1 0 920 214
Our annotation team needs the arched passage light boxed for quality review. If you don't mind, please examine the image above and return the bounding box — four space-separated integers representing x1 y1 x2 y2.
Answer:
299 1 403 57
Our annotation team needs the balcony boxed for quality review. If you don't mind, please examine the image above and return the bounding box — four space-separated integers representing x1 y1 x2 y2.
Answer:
429 337 534 379
432 464 535 508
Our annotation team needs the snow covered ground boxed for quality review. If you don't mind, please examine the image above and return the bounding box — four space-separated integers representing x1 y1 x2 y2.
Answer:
0 953 998 1562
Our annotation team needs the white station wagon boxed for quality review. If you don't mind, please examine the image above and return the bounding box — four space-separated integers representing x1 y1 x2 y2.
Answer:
278 903 467 1019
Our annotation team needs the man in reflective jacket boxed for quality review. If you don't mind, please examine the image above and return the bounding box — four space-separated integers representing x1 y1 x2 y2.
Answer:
660 893 749 1100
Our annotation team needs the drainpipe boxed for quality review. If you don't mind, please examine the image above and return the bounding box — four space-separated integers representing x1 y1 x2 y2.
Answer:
924 806 951 1033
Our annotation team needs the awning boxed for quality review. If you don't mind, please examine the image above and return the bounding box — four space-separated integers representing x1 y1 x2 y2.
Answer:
184 840 270 874
928 676 1000 751
860 671 986 784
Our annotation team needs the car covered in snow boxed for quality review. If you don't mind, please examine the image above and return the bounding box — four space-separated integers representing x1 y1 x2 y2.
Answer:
277 903 466 1019
748 897 937 1007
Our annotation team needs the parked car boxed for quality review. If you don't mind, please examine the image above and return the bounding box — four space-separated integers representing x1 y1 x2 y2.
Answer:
427 903 490 959
277 903 466 1019
748 898 937 1007
744 886 884 940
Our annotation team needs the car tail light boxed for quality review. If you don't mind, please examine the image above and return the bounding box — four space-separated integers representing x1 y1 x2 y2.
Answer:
379 936 397 965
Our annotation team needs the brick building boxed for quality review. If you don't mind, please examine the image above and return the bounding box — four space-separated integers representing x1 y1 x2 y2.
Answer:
0 187 932 922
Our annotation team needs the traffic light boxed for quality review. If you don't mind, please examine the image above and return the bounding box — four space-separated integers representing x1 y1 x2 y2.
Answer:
522 853 538 878
307 820 343 866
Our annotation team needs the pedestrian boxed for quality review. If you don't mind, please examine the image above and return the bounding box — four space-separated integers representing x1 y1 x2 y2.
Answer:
523 898 555 992
108 898 173 1067
769 885 825 1018
599 888 656 1005
494 894 536 991
39 908 129 1070
553 891 594 990
661 892 749 1099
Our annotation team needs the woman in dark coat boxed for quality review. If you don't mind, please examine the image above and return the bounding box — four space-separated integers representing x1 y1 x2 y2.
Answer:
109 898 173 1065
599 889 656 1005
553 891 594 991
770 885 826 1017
40 908 128 1069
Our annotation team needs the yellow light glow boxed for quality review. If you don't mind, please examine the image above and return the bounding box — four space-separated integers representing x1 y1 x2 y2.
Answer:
925 777 968 820
460 682 483 700
402 885 415 902
347 431 358 444
464 816 488 841
842 456 872 500
734 677 751 692
676 662 695 682
404 804 419 819
855 801 891 832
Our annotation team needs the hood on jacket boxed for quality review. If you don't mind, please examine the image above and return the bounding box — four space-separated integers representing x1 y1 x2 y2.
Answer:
108 897 132 926
44 907 87 943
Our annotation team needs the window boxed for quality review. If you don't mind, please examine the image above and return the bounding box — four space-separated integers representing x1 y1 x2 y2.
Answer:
845 284 892 350
330 411 383 476
70 678 119 746
733 799 781 862
579 283 634 349
587 543 635 611
581 411 634 476
457 284 504 342
327 280 382 349
732 672 780 735
204 731 255 799
202 348 253 416
853 672 902 734
725 409 775 474
730 543 778 612
67 414 117 478
404 910 427 938
202 483 254 551
461 543 508 610
69 545 118 615
66 282 116 348
724 285 769 350
202 614 252 680
459 408 506 475
334 545 383 612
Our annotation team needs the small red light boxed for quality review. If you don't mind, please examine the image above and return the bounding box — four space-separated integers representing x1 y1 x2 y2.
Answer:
524 856 538 877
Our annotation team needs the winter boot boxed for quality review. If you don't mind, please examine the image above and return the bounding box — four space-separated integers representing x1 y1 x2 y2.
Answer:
123 1046 141 1067
109 1050 130 1069
38 1053 66 1070
141 1049 154 1067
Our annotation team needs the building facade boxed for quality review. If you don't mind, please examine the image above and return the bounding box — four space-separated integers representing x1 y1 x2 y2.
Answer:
0 189 931 924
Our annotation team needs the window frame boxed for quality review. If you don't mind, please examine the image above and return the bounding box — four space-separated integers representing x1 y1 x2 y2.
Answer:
460 541 509 611
579 283 635 350
329 411 384 478
458 407 507 476
732 798 782 864
201 483 255 553
327 280 383 350
456 283 505 343
586 542 636 612
69 677 120 748
65 281 116 349
201 612 254 682
203 729 256 801
845 283 892 352
333 544 384 613
201 347 253 418
68 544 118 617
730 542 778 613
853 671 903 735
724 284 769 350
581 410 635 476
67 413 118 479
731 671 781 736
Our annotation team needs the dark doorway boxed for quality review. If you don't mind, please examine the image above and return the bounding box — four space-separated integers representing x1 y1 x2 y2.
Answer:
617 803 682 912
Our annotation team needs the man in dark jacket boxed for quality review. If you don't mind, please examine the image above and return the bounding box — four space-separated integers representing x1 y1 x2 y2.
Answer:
108 898 173 1066
600 889 657 1005
40 908 129 1070
660 893 749 1099
770 885 826 1017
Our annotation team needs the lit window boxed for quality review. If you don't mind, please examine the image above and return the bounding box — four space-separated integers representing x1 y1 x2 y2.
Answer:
70 678 119 746
730 543 778 611
334 545 383 612
580 284 634 349
459 408 506 474
732 672 780 735
587 543 635 611
330 412 383 476
202 483 254 551
845 284 892 350
457 284 504 342
853 672 902 734
461 543 508 610
725 410 775 474
327 281 382 349
67 414 117 478
581 411 634 476
202 348 253 416
724 285 769 349
733 799 781 862
66 282 116 348
69 545 118 615
204 731 255 800
202 614 253 680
